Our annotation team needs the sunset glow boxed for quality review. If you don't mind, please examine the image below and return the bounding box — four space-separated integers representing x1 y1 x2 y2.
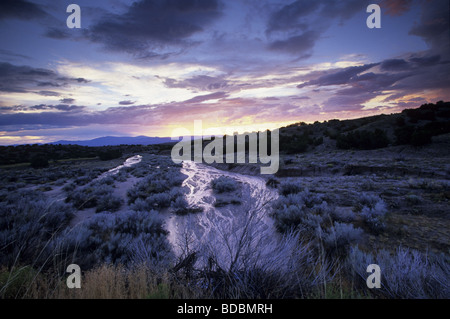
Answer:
0 0 449 144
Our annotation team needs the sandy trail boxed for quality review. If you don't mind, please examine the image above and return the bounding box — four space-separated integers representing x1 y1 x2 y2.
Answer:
166 161 279 266
69 155 143 227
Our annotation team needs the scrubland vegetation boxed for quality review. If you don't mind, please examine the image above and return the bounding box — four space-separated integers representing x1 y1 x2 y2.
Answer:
1 102 449 299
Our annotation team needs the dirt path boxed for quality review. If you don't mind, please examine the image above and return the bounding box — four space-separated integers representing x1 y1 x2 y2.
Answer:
165 161 279 265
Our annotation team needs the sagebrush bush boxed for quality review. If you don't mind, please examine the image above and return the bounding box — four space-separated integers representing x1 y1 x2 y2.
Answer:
323 222 364 256
279 181 303 196
211 176 239 193
127 167 187 205
95 193 123 213
271 189 331 240
0 191 75 267
347 246 450 298
360 200 388 233
54 210 172 269
358 192 382 209
331 207 356 223
170 196 191 215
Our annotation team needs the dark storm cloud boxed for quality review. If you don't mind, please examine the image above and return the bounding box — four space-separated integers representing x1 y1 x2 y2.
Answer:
37 90 61 97
298 53 445 113
183 91 228 103
53 104 85 112
0 62 91 93
380 0 413 16
0 49 31 62
409 54 441 67
163 75 228 91
409 0 450 55
0 104 86 114
297 63 379 88
341 72 410 94
323 92 377 113
0 112 88 126
268 31 317 55
0 0 47 20
45 27 71 40
60 98 76 104
380 59 410 71
266 0 364 56
86 0 223 55
0 62 55 92
266 1 320 33
74 77 90 84
119 100 136 105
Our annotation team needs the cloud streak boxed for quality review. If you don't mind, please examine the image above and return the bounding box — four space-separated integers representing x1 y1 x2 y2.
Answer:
85 0 223 56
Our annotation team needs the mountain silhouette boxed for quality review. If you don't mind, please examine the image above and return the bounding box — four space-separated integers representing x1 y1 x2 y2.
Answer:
50 135 174 146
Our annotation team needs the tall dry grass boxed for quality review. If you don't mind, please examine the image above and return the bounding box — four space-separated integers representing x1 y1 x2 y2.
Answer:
0 264 202 299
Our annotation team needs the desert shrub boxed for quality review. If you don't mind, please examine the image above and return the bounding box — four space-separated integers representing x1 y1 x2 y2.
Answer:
30 155 49 169
114 170 128 182
405 194 422 205
396 116 406 127
98 149 122 161
313 136 324 146
0 266 39 299
54 210 172 269
127 167 187 205
336 129 390 150
170 196 189 214
169 196 202 215
101 175 116 185
358 192 382 209
273 193 304 211
211 176 238 193
323 222 364 256
74 176 91 186
394 125 415 145
0 192 74 267
272 205 307 233
266 177 280 188
66 183 116 211
129 198 148 212
279 181 302 196
347 246 450 298
360 178 375 191
198 231 332 299
410 129 432 146
331 207 356 223
403 107 436 122
146 192 172 209
272 190 327 235
360 200 388 234
280 133 310 154
95 194 123 213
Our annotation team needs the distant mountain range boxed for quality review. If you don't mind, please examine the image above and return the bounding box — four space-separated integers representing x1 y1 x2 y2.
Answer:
50 135 175 146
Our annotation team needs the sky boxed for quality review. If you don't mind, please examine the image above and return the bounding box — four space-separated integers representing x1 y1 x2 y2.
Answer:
0 0 449 144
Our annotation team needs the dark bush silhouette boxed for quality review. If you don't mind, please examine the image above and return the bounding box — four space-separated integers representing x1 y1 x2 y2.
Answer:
98 149 122 161
394 125 415 145
211 176 238 193
410 129 432 146
280 133 310 154
30 155 49 168
337 129 390 150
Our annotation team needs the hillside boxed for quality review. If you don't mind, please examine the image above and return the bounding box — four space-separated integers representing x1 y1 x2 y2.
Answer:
278 101 450 154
